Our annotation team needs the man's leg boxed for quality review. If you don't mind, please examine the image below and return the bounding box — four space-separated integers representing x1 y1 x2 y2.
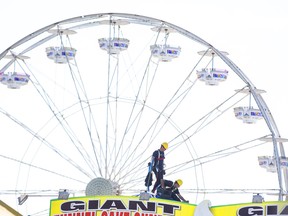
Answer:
151 170 159 193
152 170 163 193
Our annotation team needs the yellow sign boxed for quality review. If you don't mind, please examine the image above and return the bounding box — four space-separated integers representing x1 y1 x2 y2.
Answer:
211 201 288 216
49 196 196 216
50 196 288 216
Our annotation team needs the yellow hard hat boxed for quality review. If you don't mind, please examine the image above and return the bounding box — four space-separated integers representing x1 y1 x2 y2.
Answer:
175 179 183 186
161 142 168 150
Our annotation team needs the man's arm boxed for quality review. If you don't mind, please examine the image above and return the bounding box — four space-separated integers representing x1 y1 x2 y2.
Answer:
151 150 158 167
177 193 188 202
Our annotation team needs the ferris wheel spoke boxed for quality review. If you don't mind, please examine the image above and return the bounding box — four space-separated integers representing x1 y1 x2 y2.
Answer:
108 53 161 179
0 107 94 180
20 59 102 177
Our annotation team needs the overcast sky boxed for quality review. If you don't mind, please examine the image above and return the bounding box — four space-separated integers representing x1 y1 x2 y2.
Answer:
1 0 287 131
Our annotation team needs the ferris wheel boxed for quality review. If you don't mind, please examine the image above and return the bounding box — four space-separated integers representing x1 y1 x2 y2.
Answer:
0 13 287 215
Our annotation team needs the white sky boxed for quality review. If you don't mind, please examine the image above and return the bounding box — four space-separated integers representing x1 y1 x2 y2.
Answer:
1 0 288 215
1 0 287 129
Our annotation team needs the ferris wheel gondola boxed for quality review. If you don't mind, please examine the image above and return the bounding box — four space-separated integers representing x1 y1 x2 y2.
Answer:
0 54 30 88
196 49 229 85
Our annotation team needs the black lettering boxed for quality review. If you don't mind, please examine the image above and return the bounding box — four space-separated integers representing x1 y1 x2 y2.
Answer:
158 203 180 215
100 200 126 210
88 200 99 210
129 201 156 212
267 205 288 216
61 201 85 212
280 205 288 215
238 206 263 216
267 205 278 216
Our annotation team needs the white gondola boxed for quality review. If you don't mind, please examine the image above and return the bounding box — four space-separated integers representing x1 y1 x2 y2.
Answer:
46 29 77 64
233 89 265 124
150 26 180 62
46 46 77 64
98 19 130 55
0 72 30 89
197 50 229 85
196 68 228 85
150 44 181 62
258 156 277 172
98 38 129 55
234 106 263 124
258 156 288 173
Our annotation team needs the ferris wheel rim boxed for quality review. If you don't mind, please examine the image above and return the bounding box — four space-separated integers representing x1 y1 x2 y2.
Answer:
0 13 286 214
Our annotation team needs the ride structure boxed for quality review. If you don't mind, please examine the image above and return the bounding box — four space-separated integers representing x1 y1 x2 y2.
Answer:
0 13 287 216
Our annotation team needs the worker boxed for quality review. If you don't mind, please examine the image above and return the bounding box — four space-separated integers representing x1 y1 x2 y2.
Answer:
156 179 188 202
151 142 168 193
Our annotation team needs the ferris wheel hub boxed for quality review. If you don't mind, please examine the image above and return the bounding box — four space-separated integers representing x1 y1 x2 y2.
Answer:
85 177 119 196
